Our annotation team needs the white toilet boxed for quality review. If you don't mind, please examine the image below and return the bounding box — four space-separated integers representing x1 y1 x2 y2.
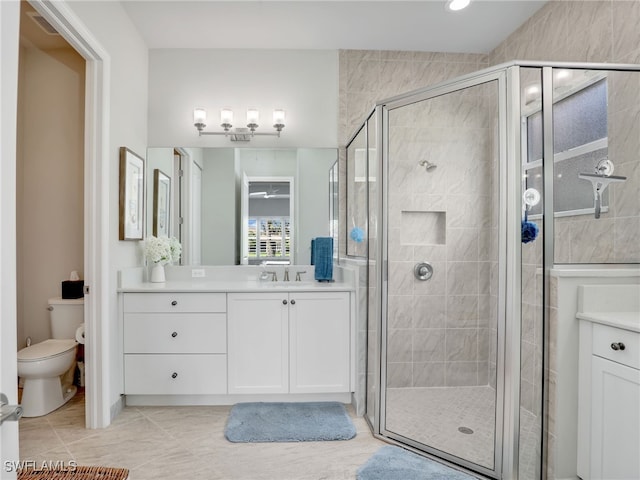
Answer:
18 298 84 417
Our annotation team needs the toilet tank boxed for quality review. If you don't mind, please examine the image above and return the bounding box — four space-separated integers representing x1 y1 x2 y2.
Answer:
49 298 84 339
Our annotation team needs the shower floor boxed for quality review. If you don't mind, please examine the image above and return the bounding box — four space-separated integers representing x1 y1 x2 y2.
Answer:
384 386 541 478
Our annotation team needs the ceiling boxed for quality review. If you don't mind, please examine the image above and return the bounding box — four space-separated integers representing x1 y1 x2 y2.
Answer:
121 0 548 54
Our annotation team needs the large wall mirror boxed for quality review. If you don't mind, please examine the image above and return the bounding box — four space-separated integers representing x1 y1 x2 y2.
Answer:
146 147 338 266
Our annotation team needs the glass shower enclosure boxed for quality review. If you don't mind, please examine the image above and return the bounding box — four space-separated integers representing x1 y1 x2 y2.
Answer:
347 62 640 480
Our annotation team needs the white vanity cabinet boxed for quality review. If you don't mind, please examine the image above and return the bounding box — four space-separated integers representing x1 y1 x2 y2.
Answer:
227 291 350 395
122 293 227 395
577 320 640 480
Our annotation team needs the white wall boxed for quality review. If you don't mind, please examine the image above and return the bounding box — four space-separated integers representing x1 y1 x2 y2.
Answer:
64 1 149 415
17 44 85 347
147 49 338 148
201 148 237 265
296 148 337 263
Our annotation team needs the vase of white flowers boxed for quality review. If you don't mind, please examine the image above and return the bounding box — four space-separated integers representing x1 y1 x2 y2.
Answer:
141 236 182 283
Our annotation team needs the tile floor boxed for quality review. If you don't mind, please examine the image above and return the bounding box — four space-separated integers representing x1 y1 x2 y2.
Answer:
18 391 388 480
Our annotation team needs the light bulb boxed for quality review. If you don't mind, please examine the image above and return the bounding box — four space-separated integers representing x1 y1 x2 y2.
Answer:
446 0 471 12
193 108 206 125
220 108 233 126
247 107 259 127
273 109 286 126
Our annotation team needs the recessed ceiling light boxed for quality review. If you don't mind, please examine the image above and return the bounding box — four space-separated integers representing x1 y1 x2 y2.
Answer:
446 0 471 12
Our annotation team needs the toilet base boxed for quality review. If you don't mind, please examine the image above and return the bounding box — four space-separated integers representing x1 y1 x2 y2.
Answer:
20 377 77 417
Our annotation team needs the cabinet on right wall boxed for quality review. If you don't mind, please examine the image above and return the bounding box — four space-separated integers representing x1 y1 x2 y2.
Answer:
227 291 351 395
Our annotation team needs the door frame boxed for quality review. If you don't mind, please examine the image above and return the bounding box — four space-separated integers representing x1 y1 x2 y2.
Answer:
28 0 111 429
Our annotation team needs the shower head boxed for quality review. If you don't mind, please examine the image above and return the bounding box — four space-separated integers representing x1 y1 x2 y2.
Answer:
418 160 437 172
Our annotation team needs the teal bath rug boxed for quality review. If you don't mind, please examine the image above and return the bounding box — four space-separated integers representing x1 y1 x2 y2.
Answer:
357 445 476 480
224 401 357 443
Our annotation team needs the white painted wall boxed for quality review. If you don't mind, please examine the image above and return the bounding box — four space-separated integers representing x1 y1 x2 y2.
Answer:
201 148 237 265
296 148 337 264
1 0 22 468
64 1 149 414
17 44 85 348
147 49 338 148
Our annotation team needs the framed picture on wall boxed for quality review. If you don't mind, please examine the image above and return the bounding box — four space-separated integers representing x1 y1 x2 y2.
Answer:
153 169 171 237
118 147 145 241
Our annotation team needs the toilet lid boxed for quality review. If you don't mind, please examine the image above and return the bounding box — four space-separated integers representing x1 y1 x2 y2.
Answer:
18 339 77 361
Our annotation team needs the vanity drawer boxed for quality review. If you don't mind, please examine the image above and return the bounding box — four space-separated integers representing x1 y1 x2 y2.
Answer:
123 293 226 313
124 354 227 395
124 313 226 354
593 323 640 370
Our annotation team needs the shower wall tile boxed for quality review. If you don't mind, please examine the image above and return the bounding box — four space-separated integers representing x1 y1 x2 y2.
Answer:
386 362 412 388
446 361 478 387
615 217 640 262
387 329 413 363
413 362 446 387
446 295 478 328
446 329 478 362
387 295 413 329
447 262 479 296
447 228 479 262
613 161 640 218
612 0 640 59
413 329 446 362
413 295 446 329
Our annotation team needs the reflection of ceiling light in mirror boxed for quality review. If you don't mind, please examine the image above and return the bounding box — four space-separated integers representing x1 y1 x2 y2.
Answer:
524 85 541 105
446 0 471 12
555 69 571 80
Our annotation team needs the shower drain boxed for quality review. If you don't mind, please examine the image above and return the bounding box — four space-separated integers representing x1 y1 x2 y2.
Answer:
458 426 474 435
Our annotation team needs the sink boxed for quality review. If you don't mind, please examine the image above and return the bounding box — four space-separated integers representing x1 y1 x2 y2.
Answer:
259 281 316 288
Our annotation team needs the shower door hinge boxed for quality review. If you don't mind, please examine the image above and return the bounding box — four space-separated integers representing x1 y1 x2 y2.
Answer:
83 285 90 295
178 169 184 177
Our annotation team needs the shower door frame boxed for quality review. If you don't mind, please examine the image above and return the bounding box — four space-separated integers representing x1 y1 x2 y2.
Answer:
373 67 521 480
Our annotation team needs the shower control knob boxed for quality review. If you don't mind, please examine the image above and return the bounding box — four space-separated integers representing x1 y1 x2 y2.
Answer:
610 342 626 351
414 262 434 281
171 372 178 379
171 332 178 338
171 300 178 306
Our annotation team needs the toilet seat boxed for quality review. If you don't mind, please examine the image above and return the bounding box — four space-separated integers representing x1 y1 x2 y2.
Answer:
18 339 77 362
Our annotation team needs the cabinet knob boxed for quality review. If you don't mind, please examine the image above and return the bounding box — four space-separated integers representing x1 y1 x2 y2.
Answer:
171 372 178 379
171 300 178 306
282 299 288 305
610 342 626 351
290 299 296 305
171 331 178 338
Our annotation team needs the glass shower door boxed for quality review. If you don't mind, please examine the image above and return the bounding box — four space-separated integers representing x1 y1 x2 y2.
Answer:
381 77 503 477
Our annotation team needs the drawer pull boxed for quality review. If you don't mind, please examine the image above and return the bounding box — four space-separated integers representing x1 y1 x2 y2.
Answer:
171 300 178 306
171 372 178 379
290 299 296 305
610 342 626 351
282 299 288 305
171 331 178 338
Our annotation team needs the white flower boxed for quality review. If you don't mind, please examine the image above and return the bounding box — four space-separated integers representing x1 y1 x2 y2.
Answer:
141 236 181 265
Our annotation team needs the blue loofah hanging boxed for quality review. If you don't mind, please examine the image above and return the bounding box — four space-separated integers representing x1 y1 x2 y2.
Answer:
521 220 539 244
350 226 365 243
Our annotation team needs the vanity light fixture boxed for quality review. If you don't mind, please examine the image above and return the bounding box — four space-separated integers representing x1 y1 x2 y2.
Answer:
193 107 285 142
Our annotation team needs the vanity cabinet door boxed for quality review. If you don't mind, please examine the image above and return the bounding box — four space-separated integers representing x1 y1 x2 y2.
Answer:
589 355 640 480
227 293 289 394
289 292 350 393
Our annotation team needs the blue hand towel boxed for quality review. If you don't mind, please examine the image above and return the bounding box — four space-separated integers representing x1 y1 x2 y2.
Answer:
312 237 333 282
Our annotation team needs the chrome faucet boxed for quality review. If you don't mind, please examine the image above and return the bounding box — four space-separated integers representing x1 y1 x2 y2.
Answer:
295 270 307 282
265 271 278 282
283 268 290 282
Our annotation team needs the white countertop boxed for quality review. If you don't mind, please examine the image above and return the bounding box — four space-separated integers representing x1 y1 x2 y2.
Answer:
119 280 354 293
576 311 640 333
